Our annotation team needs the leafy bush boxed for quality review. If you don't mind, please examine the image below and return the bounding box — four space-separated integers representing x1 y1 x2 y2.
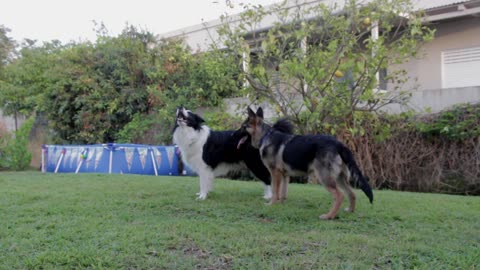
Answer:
139 39 242 144
416 103 480 140
116 113 159 144
336 106 480 195
202 109 243 131
0 117 34 170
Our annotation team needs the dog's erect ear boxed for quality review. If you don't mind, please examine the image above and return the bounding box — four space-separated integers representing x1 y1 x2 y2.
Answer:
256 107 264 119
247 107 256 119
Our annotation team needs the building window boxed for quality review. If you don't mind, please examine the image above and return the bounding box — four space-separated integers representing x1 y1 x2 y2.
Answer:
442 46 480 88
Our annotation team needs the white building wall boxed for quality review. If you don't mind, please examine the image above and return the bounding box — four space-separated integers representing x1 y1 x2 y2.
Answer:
385 86 480 113
0 109 25 132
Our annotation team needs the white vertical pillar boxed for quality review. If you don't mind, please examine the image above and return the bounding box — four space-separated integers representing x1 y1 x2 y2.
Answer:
301 36 308 92
371 20 380 87
300 36 307 55
242 50 249 88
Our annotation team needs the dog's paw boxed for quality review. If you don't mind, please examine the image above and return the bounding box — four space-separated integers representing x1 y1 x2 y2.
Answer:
266 199 280 205
196 193 208 200
263 186 273 200
344 207 354 213
319 214 334 220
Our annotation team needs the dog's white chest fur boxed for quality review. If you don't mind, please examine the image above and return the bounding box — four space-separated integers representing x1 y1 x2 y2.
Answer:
173 124 246 176
173 125 210 172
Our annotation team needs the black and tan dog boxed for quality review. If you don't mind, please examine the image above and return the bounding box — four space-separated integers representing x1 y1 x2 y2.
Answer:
240 107 373 220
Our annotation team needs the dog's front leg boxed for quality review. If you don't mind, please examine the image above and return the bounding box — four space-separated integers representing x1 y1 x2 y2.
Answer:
197 171 213 200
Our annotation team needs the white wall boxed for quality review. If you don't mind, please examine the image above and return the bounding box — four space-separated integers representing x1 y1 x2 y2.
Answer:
384 86 480 113
0 109 25 132
224 85 480 119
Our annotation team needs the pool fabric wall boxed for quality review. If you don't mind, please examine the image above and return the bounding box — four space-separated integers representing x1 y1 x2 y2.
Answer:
41 143 196 176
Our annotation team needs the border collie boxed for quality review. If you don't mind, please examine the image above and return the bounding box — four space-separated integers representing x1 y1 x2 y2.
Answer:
243 107 373 220
173 106 272 200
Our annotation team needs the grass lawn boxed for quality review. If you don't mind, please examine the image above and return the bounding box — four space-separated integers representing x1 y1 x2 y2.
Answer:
0 172 478 269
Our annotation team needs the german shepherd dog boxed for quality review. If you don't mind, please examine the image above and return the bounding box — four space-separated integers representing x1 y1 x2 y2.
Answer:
173 106 273 200
242 107 373 220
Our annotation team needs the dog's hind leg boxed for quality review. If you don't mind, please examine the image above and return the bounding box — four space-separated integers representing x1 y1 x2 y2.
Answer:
338 167 356 212
280 175 290 202
320 184 344 220
319 183 344 220
314 158 344 220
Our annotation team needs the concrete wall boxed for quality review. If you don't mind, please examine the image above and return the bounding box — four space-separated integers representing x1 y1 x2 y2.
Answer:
385 86 480 113
225 85 480 119
0 109 25 132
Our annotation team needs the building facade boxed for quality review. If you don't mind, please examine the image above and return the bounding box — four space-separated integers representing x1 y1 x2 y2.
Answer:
158 0 480 114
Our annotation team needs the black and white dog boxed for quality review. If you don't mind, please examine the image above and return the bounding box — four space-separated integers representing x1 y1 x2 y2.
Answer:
172 106 272 200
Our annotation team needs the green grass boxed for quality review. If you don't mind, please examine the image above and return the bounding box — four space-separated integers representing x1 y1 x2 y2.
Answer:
0 172 478 269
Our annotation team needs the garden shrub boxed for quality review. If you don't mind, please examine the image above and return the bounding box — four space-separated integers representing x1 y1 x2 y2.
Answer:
0 117 34 171
116 113 160 144
338 104 480 195
416 103 480 141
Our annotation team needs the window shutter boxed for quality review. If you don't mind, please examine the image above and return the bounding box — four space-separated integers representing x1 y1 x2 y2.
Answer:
442 46 480 88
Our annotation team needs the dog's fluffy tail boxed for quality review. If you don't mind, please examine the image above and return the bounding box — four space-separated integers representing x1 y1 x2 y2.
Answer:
272 118 294 134
338 143 374 203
